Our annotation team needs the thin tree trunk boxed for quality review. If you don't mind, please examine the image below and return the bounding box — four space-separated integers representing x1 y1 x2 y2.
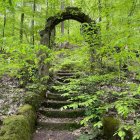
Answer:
98 0 102 22
46 0 49 18
68 20 70 41
61 0 64 35
31 0 36 45
3 0 6 38
105 0 110 30
9 0 15 36
91 0 102 72
1 0 6 51
20 13 24 43
127 0 136 39
3 12 6 38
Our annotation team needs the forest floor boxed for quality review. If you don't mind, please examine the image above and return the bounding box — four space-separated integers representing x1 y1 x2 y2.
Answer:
33 122 98 140
0 76 24 122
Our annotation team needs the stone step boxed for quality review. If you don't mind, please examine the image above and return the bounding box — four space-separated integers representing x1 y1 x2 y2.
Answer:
37 116 82 130
57 75 75 79
41 100 72 109
49 86 67 94
46 92 80 101
57 73 75 77
39 108 85 118
46 93 69 101
53 80 65 85
55 77 71 83
57 70 75 73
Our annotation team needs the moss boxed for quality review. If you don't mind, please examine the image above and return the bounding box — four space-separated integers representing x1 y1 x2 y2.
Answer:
0 105 37 140
103 116 120 140
40 108 85 118
39 121 81 131
23 91 43 110
18 104 36 132
0 115 31 140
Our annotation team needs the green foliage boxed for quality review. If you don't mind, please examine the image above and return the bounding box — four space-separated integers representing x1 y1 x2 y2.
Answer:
54 71 140 139
0 0 140 139
23 91 43 110
0 42 51 87
51 45 90 72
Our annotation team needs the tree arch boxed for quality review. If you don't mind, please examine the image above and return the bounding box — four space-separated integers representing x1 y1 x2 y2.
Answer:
39 7 95 47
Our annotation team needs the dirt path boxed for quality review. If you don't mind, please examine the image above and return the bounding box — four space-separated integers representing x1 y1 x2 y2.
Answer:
33 129 78 140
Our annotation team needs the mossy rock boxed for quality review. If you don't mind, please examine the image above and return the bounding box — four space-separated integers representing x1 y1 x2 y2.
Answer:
18 104 36 132
103 116 120 140
0 115 31 140
23 91 43 110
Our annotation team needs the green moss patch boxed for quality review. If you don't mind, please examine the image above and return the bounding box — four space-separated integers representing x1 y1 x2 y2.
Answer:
0 91 44 140
0 115 31 140
18 104 36 132
0 105 37 140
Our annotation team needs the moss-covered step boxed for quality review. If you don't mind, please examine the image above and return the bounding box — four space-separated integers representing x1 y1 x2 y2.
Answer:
41 100 72 108
37 116 82 130
39 108 85 118
46 93 69 101
49 86 68 94
55 77 71 83
57 70 75 73
57 72 75 77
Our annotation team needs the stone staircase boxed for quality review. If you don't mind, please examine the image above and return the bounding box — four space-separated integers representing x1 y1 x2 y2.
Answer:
33 70 85 140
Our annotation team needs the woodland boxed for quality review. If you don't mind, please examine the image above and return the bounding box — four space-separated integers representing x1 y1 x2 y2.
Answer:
0 0 140 140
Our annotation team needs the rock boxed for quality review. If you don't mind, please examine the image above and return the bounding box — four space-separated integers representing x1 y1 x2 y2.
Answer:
103 116 120 140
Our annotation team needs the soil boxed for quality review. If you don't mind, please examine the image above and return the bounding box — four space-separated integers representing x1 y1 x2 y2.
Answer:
0 76 24 121
33 129 78 140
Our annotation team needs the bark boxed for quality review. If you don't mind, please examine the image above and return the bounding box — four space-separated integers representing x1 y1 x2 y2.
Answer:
2 12 6 38
9 0 15 36
2 0 6 38
46 0 49 18
61 0 65 35
20 13 24 43
127 0 137 38
68 20 70 41
104 0 110 30
98 0 102 22
31 0 36 45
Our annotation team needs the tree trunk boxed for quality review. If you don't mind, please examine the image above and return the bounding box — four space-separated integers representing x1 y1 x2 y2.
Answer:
20 13 24 43
31 0 36 45
98 0 102 22
61 0 65 35
3 12 6 38
46 0 49 18
105 0 110 30
68 20 70 41
9 0 15 36
2 0 6 38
